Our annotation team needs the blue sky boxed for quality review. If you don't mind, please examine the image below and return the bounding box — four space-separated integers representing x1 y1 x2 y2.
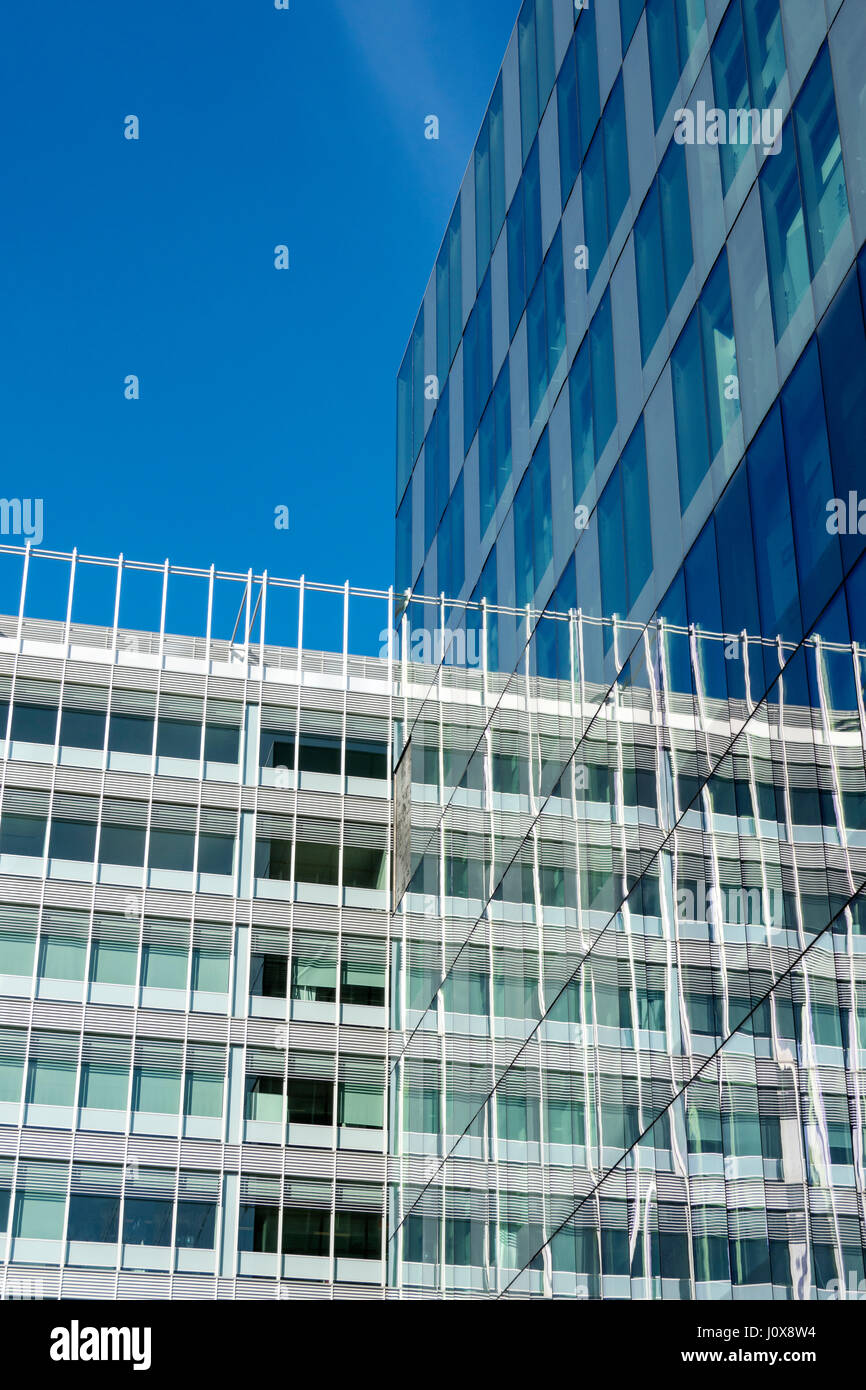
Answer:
0 0 517 616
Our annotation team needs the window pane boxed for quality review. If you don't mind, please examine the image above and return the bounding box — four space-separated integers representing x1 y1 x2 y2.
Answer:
489 78 506 244
518 0 539 162
148 830 195 872
191 948 229 994
338 1082 383 1129
184 1071 223 1118
647 0 680 129
107 713 152 756
282 1207 329 1256
80 1062 128 1110
176 1201 216 1249
675 0 705 69
557 41 580 204
590 292 617 458
133 1067 181 1114
156 719 200 760
475 114 491 278
635 184 666 362
507 192 526 339
0 930 35 976
793 46 849 277
620 0 644 51
603 77 629 237
622 422 653 605
545 231 566 387
48 819 96 862
743 0 785 108
39 936 86 981
123 1197 173 1246
90 939 137 986
575 4 600 156
197 833 234 877
781 340 842 630
13 1191 65 1240
711 0 750 193
203 723 239 763
761 120 809 341
98 825 146 866
0 814 46 857
141 944 187 990
67 1193 120 1244
598 469 627 621
699 250 739 461
334 1211 381 1259
673 311 710 510
514 467 535 609
569 339 594 500
10 704 57 744
527 273 548 422
532 434 553 585
59 707 105 750
27 1059 76 1106
582 129 607 283
659 138 692 305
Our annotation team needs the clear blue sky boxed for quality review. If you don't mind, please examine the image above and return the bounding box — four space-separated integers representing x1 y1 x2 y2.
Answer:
0 0 517 606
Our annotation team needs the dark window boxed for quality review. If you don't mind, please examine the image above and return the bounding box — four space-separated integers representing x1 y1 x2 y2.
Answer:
98 824 146 866
122 1197 173 1246
197 833 234 876
286 1078 333 1126
147 829 195 872
334 1211 381 1260
623 768 657 808
345 741 387 780
238 1204 278 1254
0 814 46 857
298 737 341 776
175 1201 216 1249
108 714 153 756
342 846 384 890
10 703 57 744
204 723 239 764
59 708 105 750
250 954 288 999
49 819 97 862
156 719 201 761
66 1193 120 1243
282 1207 330 1257
293 842 339 885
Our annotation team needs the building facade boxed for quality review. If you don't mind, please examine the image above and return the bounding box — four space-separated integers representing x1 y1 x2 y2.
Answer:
390 0 866 1298
2 0 866 1305
0 545 866 1301
0 548 398 1299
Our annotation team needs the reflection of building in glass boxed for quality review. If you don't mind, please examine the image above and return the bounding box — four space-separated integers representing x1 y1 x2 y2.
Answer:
390 597 866 1298
2 0 866 1304
0 546 865 1301
392 0 866 1298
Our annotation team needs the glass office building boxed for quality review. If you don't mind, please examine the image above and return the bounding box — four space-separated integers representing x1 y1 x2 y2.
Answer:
2 0 866 1307
391 0 866 1297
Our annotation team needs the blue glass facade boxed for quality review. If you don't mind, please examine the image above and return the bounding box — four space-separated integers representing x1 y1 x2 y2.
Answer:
390 0 866 1299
